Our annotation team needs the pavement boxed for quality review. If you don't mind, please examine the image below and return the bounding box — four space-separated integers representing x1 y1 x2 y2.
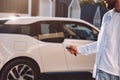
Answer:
40 72 95 80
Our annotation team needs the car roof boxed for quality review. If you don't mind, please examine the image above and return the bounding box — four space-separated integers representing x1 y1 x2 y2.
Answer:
5 17 89 25
5 17 99 31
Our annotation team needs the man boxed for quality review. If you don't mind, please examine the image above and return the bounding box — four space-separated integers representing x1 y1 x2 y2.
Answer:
68 0 120 80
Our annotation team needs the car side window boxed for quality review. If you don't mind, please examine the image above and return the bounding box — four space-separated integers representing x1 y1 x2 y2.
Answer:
0 21 65 43
35 21 65 43
62 22 98 41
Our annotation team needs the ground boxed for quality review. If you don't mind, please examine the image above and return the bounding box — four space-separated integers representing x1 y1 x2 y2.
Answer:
40 72 95 80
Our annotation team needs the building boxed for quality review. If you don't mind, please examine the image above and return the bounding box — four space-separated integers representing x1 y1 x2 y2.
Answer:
0 0 80 18
0 0 107 28
80 3 108 28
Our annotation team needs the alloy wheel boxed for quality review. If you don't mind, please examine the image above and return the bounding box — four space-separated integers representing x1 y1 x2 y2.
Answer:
7 64 34 80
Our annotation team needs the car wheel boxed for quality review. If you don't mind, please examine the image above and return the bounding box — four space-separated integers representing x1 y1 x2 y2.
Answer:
0 57 40 80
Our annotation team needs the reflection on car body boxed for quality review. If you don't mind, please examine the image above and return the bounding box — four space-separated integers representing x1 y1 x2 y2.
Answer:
0 17 99 80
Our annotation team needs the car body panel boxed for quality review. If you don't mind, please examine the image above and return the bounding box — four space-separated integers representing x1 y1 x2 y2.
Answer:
0 34 44 72
5 17 99 30
39 42 68 72
63 39 95 72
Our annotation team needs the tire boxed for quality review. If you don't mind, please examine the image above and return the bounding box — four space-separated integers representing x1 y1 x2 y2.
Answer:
0 57 40 80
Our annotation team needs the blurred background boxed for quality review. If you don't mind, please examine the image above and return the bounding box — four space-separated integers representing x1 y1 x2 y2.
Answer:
0 0 108 29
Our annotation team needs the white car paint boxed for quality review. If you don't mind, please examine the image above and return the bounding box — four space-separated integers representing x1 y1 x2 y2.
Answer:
0 17 99 74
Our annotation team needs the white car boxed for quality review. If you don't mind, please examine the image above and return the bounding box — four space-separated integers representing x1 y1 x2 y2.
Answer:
0 17 99 80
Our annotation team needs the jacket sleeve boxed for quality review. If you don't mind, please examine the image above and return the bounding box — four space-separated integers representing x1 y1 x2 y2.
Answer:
77 41 97 55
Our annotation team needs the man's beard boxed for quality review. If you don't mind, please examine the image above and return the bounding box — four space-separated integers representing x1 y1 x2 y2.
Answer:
107 0 116 9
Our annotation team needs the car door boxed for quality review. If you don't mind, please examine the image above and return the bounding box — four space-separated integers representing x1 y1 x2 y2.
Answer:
62 21 99 72
37 21 68 72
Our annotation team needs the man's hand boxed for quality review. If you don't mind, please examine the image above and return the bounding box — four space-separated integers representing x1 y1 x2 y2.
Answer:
66 45 78 56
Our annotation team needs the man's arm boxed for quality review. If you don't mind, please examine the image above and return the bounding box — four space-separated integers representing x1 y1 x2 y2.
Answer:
77 41 97 55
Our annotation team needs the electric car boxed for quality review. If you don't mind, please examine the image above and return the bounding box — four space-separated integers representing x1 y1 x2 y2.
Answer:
0 17 99 80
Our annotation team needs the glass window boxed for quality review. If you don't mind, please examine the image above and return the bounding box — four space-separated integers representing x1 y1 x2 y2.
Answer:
62 22 98 41
0 25 21 34
0 21 65 43
38 21 65 43
41 24 49 34
0 23 39 36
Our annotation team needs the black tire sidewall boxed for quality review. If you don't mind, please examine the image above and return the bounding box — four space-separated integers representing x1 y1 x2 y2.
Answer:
0 58 40 80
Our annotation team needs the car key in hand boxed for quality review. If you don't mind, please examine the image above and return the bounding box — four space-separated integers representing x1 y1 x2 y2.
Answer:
66 46 77 56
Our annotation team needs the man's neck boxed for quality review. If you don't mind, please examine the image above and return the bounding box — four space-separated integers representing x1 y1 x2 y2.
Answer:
115 0 120 12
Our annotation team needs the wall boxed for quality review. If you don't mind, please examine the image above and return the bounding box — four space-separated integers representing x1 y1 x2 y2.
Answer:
0 0 28 13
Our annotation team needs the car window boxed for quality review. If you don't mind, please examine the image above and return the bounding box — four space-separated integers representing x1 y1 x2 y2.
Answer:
0 20 9 31
62 21 98 41
0 20 98 42
38 21 65 43
0 21 65 43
